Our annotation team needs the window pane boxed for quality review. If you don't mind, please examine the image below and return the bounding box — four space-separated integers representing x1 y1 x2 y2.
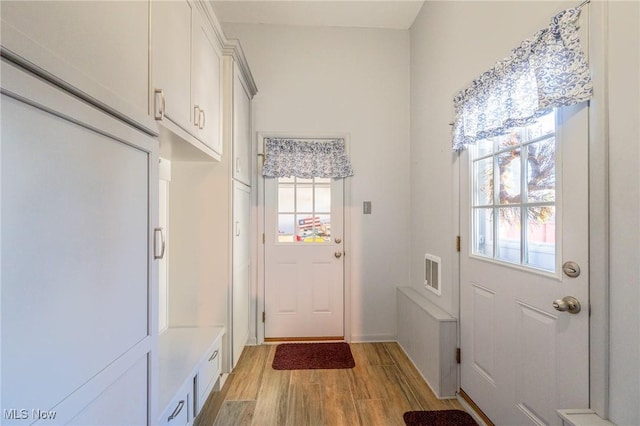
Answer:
298 215 320 243
278 214 295 243
474 157 494 206
279 176 295 183
473 208 494 258
497 129 521 150
296 185 313 212
317 214 331 242
475 138 494 157
297 178 313 184
525 111 555 141
526 207 555 271
526 138 555 202
278 184 294 212
315 186 331 212
498 149 521 204
315 177 331 183
497 207 521 263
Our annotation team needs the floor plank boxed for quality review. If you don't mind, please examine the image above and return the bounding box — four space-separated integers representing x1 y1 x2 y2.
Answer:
213 401 255 426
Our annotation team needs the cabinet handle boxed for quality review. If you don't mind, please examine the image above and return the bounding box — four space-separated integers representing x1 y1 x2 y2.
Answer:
154 89 165 120
167 400 185 421
235 221 241 237
193 105 200 128
199 109 205 129
154 227 165 260
236 157 241 174
208 349 219 362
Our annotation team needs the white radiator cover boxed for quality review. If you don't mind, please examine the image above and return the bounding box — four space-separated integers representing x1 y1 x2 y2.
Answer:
397 287 458 398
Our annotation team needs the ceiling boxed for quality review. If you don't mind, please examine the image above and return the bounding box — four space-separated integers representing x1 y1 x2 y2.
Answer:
211 1 425 30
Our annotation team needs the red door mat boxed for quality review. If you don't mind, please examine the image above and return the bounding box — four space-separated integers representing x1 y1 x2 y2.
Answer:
403 410 478 426
271 342 356 370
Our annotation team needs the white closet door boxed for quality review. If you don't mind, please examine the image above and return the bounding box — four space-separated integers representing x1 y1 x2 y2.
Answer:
2 91 150 417
232 182 251 367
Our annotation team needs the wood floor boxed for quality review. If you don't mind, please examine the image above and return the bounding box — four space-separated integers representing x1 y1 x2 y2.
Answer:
195 342 462 426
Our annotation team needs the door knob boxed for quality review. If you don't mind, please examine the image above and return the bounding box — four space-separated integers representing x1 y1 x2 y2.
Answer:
553 296 581 314
334 251 342 258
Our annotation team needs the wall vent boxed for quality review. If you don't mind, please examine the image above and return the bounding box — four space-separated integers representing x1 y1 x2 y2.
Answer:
424 253 442 295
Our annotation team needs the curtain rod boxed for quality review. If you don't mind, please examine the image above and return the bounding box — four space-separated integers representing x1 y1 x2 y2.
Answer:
576 0 590 9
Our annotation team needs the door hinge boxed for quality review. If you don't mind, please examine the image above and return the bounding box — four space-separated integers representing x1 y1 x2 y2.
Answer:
262 311 265 323
262 233 265 244
456 236 461 252
456 347 461 364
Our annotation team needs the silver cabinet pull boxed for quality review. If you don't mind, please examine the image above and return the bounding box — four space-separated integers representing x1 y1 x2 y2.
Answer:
193 105 201 128
199 109 205 129
235 221 241 237
154 89 165 120
208 349 219 362
154 227 165 260
167 400 184 421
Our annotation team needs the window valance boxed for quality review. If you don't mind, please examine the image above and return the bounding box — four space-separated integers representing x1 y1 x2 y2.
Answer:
262 138 354 179
452 8 593 151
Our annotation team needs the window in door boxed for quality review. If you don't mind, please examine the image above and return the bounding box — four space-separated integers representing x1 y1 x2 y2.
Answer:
277 177 331 243
471 110 558 272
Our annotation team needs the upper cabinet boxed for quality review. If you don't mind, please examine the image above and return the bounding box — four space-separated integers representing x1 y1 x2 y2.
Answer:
151 0 223 161
223 40 258 186
0 1 155 134
233 69 253 185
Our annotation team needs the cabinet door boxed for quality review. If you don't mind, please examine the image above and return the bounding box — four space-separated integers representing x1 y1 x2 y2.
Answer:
232 182 252 367
191 9 223 156
1 1 150 126
1 69 155 422
233 69 252 185
151 0 192 131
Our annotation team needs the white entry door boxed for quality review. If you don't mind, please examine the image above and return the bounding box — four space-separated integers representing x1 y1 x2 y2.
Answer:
460 105 589 425
264 176 344 339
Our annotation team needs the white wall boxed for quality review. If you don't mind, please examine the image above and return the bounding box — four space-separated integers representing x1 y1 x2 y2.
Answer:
221 23 411 341
607 2 640 424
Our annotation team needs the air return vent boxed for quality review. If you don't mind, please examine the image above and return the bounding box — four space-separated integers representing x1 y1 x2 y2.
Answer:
424 254 441 295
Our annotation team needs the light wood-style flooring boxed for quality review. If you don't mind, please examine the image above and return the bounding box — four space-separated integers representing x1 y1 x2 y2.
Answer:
195 342 462 426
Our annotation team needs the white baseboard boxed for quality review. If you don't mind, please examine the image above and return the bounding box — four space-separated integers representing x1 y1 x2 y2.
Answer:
349 334 397 343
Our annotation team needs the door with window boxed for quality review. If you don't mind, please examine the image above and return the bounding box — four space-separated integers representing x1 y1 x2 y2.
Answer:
460 106 589 425
264 176 344 339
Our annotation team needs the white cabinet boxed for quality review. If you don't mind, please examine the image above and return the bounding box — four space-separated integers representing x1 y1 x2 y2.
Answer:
151 0 192 132
192 10 223 155
233 68 253 185
232 182 252 367
195 337 223 413
0 0 155 133
152 0 224 160
1 59 158 424
222 44 258 369
158 327 225 424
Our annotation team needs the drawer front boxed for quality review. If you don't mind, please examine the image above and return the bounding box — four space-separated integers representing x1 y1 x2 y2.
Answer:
159 390 190 426
197 341 221 409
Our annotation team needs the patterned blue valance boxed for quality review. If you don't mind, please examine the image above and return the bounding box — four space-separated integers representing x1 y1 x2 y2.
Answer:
452 8 593 151
263 138 354 179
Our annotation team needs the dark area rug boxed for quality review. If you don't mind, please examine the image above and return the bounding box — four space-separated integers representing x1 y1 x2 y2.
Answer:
403 410 478 426
271 342 355 370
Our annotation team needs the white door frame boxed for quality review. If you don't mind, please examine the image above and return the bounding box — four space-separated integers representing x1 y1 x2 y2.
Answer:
255 132 352 344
